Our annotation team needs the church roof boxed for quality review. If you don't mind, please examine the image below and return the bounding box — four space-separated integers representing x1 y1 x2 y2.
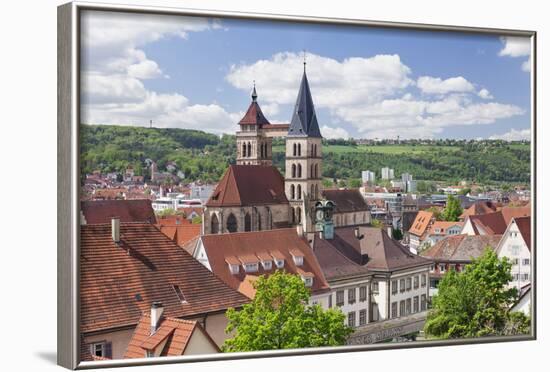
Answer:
288 68 322 138
238 86 271 126
206 165 288 207
321 189 369 213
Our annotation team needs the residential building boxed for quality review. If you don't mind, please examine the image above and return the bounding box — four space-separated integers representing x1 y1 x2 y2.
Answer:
408 210 435 252
459 201 500 221
423 221 464 247
495 216 531 291
381 167 395 180
362 170 376 184
125 305 220 358
189 228 331 303
313 223 432 337
511 284 531 315
420 234 502 298
80 221 249 361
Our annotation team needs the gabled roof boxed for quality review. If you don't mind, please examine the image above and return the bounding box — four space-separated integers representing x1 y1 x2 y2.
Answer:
81 199 156 224
514 216 531 251
427 221 464 236
313 226 432 281
80 223 249 334
238 101 271 126
199 228 330 295
421 234 502 261
409 210 434 237
206 165 288 207
459 201 499 220
321 189 369 213
125 313 219 358
157 224 202 247
467 206 530 235
288 69 322 138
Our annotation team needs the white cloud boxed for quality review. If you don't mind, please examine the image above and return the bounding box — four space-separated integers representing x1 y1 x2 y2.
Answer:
321 125 350 139
499 37 531 57
478 88 493 99
226 52 413 107
498 36 531 73
417 76 475 95
81 11 236 133
489 128 531 141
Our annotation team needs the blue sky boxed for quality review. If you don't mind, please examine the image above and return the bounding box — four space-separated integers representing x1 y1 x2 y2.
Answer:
81 11 532 140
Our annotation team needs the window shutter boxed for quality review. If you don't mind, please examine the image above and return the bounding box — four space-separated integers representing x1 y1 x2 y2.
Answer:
105 342 112 359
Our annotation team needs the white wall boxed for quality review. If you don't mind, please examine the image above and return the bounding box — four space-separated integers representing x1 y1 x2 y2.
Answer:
497 222 531 290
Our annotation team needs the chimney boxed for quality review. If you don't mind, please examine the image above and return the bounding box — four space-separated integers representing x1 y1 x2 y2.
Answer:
150 302 164 334
111 218 120 243
354 227 364 240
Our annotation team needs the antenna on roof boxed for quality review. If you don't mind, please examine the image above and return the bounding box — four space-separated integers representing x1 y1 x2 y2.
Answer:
303 49 307 72
150 119 153 128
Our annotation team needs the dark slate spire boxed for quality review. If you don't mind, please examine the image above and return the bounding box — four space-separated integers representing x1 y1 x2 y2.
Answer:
288 65 322 138
251 80 258 102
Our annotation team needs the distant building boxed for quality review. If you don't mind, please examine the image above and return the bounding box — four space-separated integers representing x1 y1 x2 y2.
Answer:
401 173 413 183
391 180 405 191
406 180 417 193
461 206 530 235
361 170 376 184
80 199 156 225
321 189 371 227
408 211 435 252
381 167 395 180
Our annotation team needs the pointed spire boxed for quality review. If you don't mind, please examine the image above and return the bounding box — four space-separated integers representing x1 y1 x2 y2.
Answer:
251 80 258 102
287 59 322 138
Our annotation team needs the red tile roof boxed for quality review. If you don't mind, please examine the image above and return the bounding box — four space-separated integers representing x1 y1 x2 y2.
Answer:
409 210 434 237
459 201 499 220
313 226 432 280
81 199 156 225
514 216 531 250
80 223 249 334
157 224 202 247
125 313 219 358
238 101 270 126
468 206 530 235
321 189 369 213
199 229 330 296
421 234 502 262
206 165 288 207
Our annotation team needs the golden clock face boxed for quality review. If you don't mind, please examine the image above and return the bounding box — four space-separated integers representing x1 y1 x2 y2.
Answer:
316 209 325 221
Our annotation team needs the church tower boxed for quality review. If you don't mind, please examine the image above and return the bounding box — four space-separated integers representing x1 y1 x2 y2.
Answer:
285 62 323 233
236 84 273 166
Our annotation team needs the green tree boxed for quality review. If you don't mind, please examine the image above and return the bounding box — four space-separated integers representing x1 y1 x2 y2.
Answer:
392 228 403 240
350 178 362 188
426 206 443 221
322 178 334 188
424 249 528 339
370 219 383 228
441 195 463 222
222 271 352 352
156 208 176 217
191 215 202 224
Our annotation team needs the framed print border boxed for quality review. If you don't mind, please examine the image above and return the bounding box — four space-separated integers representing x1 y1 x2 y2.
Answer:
57 1 537 369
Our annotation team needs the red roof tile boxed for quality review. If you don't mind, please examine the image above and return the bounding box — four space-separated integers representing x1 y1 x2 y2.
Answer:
238 101 270 126
206 165 288 207
125 314 219 358
81 199 156 225
409 210 434 237
80 223 249 334
421 234 502 261
514 216 531 250
199 229 330 296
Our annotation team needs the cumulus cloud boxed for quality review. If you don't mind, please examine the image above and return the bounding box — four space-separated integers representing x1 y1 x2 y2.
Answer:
499 36 531 73
80 11 235 133
417 76 475 95
226 52 524 139
477 88 493 99
489 128 531 141
321 126 350 139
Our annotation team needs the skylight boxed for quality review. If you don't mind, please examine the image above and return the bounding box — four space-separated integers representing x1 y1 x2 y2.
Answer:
172 285 187 303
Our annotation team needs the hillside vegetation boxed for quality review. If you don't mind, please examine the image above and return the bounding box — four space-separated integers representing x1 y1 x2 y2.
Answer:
80 124 531 184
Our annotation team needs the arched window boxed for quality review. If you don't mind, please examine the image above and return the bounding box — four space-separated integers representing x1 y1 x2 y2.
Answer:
297 185 302 200
244 213 251 232
211 213 219 234
311 184 314 198
291 164 296 178
315 184 319 199
314 144 317 156
296 207 302 223
314 164 319 178
297 164 302 178
242 143 247 158
226 213 237 233
298 143 302 156
310 164 314 178
258 214 262 231
293 143 297 156
290 184 295 200
247 142 252 158
291 208 296 224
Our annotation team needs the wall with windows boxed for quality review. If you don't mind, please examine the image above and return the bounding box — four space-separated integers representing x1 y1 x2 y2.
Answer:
496 221 531 290
323 279 371 328
203 203 289 234
388 267 430 318
83 328 135 360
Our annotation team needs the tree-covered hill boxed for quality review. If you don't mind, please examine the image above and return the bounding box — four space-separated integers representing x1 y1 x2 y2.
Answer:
80 124 530 184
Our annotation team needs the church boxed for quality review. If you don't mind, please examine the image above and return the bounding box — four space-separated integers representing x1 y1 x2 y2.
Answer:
203 62 370 237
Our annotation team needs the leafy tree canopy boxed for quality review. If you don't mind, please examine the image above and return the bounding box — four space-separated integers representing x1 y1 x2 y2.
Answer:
222 271 352 352
442 194 463 222
425 249 529 339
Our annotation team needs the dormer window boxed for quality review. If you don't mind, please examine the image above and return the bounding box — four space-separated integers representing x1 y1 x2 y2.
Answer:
225 256 241 275
293 256 304 266
229 264 239 275
244 263 259 273
275 259 284 269
303 276 313 287
261 260 272 270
